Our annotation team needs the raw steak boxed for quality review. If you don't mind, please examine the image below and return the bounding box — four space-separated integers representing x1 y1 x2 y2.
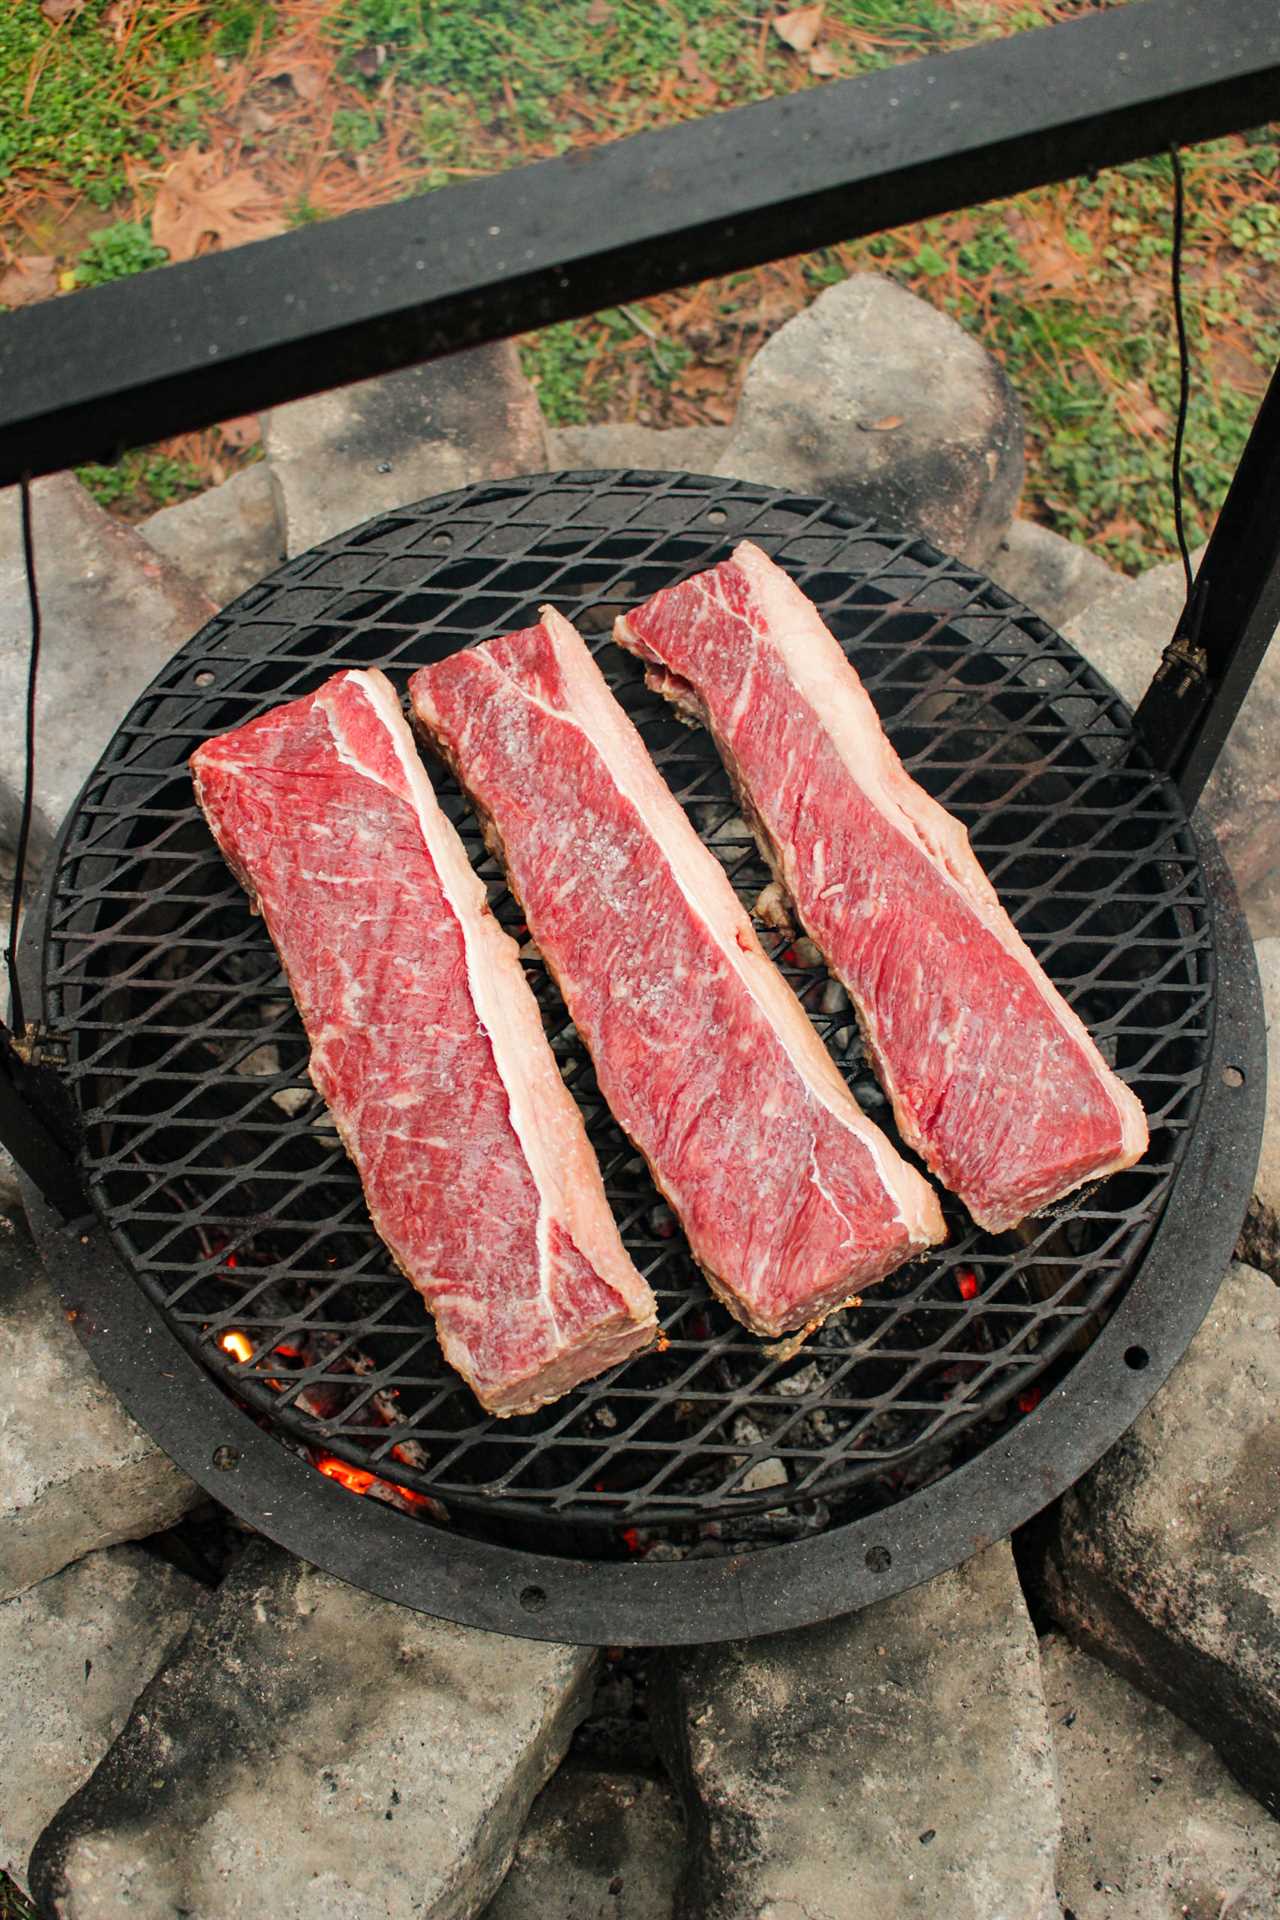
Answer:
410 610 943 1339
190 668 656 1415
615 541 1148 1233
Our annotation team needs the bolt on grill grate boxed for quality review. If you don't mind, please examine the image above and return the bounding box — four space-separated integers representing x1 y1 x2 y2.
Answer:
43 473 1211 1540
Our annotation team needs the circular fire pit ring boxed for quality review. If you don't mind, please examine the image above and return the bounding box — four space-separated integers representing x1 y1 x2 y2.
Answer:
21 472 1265 1643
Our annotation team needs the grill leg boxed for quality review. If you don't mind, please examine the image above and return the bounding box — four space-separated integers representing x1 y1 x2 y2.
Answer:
1135 358 1280 806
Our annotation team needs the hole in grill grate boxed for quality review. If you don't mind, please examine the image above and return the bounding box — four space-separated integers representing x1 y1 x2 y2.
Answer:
45 474 1210 1548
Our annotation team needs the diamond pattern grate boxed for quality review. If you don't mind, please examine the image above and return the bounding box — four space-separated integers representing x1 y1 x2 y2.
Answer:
43 474 1211 1532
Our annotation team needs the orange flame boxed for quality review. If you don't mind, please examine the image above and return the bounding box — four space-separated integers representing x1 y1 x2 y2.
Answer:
219 1329 253 1363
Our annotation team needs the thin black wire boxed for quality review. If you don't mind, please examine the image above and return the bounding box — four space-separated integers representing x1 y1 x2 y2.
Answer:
1169 144 1195 601
5 478 40 1037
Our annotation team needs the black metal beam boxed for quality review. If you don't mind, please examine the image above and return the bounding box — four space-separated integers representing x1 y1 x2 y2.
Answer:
2 0 1279 486
1135 360 1280 805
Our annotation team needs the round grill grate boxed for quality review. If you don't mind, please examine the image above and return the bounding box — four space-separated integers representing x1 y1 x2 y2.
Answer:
44 474 1211 1540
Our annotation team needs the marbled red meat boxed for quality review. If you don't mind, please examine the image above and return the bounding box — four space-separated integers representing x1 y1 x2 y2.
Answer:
190 668 656 1414
615 542 1148 1232
411 610 943 1339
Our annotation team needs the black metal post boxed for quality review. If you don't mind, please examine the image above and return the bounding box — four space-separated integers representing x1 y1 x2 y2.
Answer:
1135 361 1280 806
0 1025 88 1221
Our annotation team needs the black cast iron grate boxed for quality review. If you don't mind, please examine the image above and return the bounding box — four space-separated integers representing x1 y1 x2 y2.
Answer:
42 473 1211 1540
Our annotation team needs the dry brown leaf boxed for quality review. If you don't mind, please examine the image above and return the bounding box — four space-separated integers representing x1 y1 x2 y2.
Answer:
153 149 285 263
772 6 823 54
41 0 86 22
218 414 262 450
0 256 58 308
808 43 839 77
860 414 904 431
585 0 613 22
101 1 130 46
280 60 326 101
677 47 703 82
233 99 278 139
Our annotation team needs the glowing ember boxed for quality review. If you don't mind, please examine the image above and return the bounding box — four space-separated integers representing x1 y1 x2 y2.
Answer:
956 1268 979 1301
1018 1386 1043 1415
314 1454 376 1494
219 1329 253 1363
274 1341 303 1360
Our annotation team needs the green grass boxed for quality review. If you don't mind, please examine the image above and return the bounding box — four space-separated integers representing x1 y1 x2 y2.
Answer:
824 146 1280 569
0 1 271 202
76 448 201 516
524 307 692 426
4 0 1276 566
73 219 167 286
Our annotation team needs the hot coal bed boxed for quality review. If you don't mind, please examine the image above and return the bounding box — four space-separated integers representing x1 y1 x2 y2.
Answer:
22 473 1262 1646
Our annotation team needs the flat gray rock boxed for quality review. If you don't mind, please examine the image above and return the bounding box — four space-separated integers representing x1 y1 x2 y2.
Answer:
987 518 1118 630
0 1209 199 1604
0 1545 200 1894
714 274 1024 566
30 1540 598 1920
548 423 729 476
139 462 283 609
1040 1262 1280 1817
1238 938 1279 1278
0 475 215 876
483 1767 683 1920
1044 1634 1280 1919
655 1542 1059 1920
263 343 550 557
1065 551 1280 938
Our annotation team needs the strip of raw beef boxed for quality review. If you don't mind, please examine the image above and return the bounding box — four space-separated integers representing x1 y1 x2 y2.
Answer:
615 541 1148 1233
190 668 656 1415
410 611 943 1339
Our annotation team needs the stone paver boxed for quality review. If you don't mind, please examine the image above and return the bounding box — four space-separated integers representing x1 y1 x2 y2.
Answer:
483 1766 683 1920
1065 553 1279 938
0 475 214 875
263 344 550 556
1044 1634 1280 1920
0 1209 199 1604
0 1545 200 1894
548 423 729 475
140 462 283 608
655 1541 1059 1920
713 273 1024 565
1237 938 1279 1277
30 1540 598 1920
987 518 1119 630
1040 1262 1280 1818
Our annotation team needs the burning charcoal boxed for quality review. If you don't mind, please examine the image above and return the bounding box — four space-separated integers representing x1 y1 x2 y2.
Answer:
754 880 795 934
235 1043 280 1078
740 1456 788 1493
649 1203 678 1240
709 812 752 846
271 1086 312 1118
776 1362 824 1399
820 978 850 1018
